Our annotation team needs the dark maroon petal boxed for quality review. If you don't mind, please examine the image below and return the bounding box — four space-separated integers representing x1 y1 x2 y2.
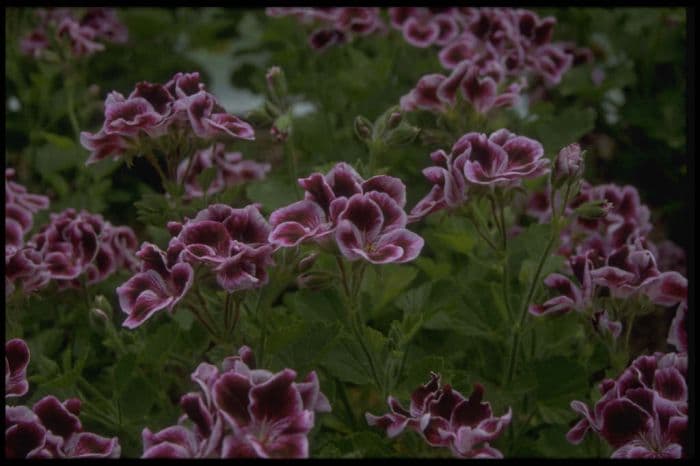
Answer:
121 290 174 329
403 16 440 48
63 432 120 458
335 220 364 261
366 191 406 231
142 442 192 458
221 434 258 458
5 338 31 398
326 162 363 198
249 369 302 424
263 433 309 458
374 228 424 263
644 272 687 306
33 396 82 439
206 113 255 141
422 416 452 446
667 303 687 352
116 270 169 314
213 372 253 428
269 200 325 230
566 418 591 444
5 420 48 459
308 28 346 51
180 393 213 437
654 368 687 403
450 384 492 428
410 373 441 417
600 398 653 448
296 371 331 413
502 136 545 171
299 173 335 213
338 194 384 242
362 175 407 208
413 74 448 110
461 70 497 113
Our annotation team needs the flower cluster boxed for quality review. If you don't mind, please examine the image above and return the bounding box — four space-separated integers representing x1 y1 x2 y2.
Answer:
528 180 688 346
5 338 121 458
142 346 330 458
567 352 688 458
80 71 255 165
367 372 511 458
5 168 50 257
398 8 592 115
266 7 385 51
117 204 274 329
176 143 271 200
7 207 138 296
20 8 127 59
410 129 549 221
268 162 424 264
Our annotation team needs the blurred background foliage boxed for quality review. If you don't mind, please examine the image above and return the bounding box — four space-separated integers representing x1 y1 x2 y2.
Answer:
5 7 687 458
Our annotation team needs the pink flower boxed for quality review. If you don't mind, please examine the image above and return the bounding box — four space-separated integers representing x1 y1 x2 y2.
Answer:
529 251 594 317
461 129 549 187
667 302 687 353
367 372 511 458
336 193 424 264
176 144 270 199
117 242 194 329
142 347 330 458
567 352 687 458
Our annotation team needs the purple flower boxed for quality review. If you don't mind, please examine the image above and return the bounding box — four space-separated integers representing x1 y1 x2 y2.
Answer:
269 200 330 247
176 144 270 199
81 72 255 165
117 242 194 329
461 129 549 187
590 242 661 299
336 192 423 264
567 352 687 458
5 338 30 398
367 372 511 458
590 309 622 339
5 397 120 458
529 251 594 317
142 346 330 458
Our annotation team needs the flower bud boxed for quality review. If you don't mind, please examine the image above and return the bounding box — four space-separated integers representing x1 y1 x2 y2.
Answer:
246 106 274 127
296 272 330 290
296 252 318 273
354 115 373 143
552 143 584 188
386 111 403 130
575 199 612 220
265 66 288 107
383 123 420 147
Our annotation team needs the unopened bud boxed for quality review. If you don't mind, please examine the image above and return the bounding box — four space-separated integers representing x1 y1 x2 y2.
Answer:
265 66 288 107
88 84 100 97
386 111 403 130
575 199 612 220
552 143 584 189
296 252 318 273
383 124 420 147
354 115 373 142
264 100 283 119
296 272 330 290
94 295 113 318
246 106 274 127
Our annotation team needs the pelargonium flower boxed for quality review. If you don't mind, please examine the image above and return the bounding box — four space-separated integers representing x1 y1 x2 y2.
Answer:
5 339 121 458
567 352 688 458
335 192 424 264
19 8 127 60
269 162 423 264
168 204 274 292
6 397 121 459
142 346 330 458
117 242 194 329
529 250 594 317
176 143 270 199
80 71 254 165
25 208 138 289
367 372 511 458
5 338 30 398
267 7 384 51
460 129 549 187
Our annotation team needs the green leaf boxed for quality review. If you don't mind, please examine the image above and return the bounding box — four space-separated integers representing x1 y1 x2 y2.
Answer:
112 353 138 394
363 264 417 315
246 177 300 213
